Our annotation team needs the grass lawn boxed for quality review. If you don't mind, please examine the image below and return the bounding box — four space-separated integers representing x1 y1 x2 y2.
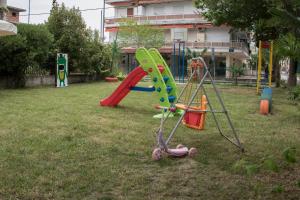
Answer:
0 82 299 199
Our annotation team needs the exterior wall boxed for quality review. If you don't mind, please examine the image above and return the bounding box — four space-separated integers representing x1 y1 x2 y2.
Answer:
187 29 198 42
206 27 230 42
6 10 20 23
115 7 128 18
164 29 171 42
0 74 101 88
144 1 195 16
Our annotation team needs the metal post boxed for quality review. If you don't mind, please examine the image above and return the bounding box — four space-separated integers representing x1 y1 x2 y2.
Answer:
257 41 262 94
269 41 273 87
166 70 209 144
172 41 176 77
200 57 244 151
163 57 244 151
28 0 31 24
182 42 185 83
178 42 181 82
212 48 216 80
102 0 106 42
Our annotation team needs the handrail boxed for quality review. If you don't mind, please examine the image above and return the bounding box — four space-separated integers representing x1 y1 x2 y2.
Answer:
105 14 203 24
120 41 249 52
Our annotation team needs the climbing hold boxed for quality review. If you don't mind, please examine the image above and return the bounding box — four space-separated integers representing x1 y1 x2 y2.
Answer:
163 76 169 83
158 65 164 73
168 96 176 103
157 87 162 92
153 77 158 82
166 86 172 93
160 97 165 102
148 68 153 73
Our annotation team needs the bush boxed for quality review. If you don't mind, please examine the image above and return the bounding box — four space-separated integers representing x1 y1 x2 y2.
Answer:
288 86 300 101
227 65 245 85
0 24 53 88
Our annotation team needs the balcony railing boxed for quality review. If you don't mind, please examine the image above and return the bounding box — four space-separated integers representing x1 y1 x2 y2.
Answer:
121 41 249 55
105 14 204 25
165 41 248 51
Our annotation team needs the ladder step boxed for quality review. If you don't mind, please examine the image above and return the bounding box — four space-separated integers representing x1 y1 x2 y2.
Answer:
163 76 169 83
158 65 164 73
168 96 176 103
166 86 173 93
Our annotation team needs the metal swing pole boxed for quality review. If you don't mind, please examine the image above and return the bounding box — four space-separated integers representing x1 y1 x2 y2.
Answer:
156 69 198 126
182 42 185 83
163 57 244 151
199 57 244 151
166 69 209 144
172 41 176 77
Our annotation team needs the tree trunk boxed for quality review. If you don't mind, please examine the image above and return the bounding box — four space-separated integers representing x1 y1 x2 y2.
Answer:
274 59 281 87
288 59 298 87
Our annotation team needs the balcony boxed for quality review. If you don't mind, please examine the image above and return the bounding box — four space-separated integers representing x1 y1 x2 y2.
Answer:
121 41 250 58
105 14 208 28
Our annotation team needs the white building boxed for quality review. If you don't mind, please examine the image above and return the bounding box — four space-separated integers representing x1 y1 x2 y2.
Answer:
105 0 250 78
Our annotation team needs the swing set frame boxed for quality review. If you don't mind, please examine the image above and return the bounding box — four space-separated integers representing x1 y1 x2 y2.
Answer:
156 57 244 154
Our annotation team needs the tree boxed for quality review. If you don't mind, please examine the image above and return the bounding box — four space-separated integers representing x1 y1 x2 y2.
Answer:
275 34 300 86
79 29 112 76
47 3 88 72
118 19 165 49
47 3 112 76
195 0 300 86
227 65 245 85
0 24 53 88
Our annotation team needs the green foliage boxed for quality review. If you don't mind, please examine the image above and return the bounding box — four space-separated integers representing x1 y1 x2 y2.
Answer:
0 24 53 88
245 164 259 176
185 47 207 60
227 65 245 85
272 185 284 193
116 71 126 81
297 180 300 188
274 34 300 61
79 29 112 75
110 40 122 76
118 19 164 49
262 157 279 172
194 0 277 40
283 147 297 163
47 3 112 75
47 3 88 72
195 0 300 86
288 86 300 101
248 54 258 70
18 24 54 70
232 159 260 175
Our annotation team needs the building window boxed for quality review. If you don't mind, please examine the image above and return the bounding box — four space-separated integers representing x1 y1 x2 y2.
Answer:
127 8 133 17
173 5 184 14
172 28 187 41
197 29 206 42
153 6 165 16
12 12 17 17
116 8 127 18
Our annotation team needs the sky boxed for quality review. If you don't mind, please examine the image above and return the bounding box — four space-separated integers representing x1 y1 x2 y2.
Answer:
7 0 114 39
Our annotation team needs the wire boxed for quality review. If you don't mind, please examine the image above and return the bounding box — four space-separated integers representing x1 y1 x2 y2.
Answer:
19 6 114 17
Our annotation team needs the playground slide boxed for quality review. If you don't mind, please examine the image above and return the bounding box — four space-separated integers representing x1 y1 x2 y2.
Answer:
101 48 178 108
100 66 147 106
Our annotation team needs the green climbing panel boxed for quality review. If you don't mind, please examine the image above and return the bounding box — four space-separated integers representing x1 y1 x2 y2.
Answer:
148 48 178 103
135 48 171 108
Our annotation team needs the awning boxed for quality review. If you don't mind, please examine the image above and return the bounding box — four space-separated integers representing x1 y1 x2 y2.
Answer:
0 20 17 36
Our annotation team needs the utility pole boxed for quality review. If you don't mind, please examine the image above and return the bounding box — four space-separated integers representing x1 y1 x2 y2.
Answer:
28 0 31 23
102 0 105 42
